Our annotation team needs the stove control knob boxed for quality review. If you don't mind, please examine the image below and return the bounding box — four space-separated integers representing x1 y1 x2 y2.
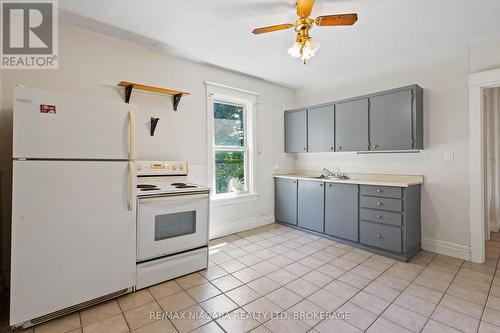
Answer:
137 165 143 171
179 164 183 170
172 164 177 170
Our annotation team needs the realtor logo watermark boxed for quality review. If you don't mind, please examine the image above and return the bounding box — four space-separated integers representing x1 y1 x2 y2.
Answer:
1 0 58 69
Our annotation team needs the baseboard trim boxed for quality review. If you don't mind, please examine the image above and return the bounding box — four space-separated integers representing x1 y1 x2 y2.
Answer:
421 237 471 261
209 214 275 239
489 220 500 233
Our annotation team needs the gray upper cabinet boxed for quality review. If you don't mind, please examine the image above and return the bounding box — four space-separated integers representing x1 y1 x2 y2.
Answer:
335 98 369 152
324 183 359 241
285 84 423 153
297 180 324 233
369 86 423 151
307 104 335 152
274 178 297 225
284 109 307 153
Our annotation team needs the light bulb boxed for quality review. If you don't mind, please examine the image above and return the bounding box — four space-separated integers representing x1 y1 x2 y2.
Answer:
287 42 301 58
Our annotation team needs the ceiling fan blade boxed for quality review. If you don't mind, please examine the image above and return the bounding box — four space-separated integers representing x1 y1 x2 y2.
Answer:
297 0 314 18
315 13 358 26
252 23 295 34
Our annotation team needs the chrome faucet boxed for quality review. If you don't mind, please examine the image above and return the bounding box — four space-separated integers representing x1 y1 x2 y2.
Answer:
323 168 335 177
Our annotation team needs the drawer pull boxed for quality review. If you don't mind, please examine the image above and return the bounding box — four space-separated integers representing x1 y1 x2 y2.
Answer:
328 184 333 187
376 214 382 219
377 189 383 193
376 234 382 239
376 201 383 206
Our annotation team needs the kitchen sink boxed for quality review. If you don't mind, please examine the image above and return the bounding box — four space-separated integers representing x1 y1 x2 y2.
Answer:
310 175 348 180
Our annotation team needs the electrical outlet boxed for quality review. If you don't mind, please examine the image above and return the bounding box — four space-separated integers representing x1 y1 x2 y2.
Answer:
444 150 454 161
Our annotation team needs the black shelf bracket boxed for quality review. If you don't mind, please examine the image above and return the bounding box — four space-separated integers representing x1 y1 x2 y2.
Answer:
150 117 159 136
124 85 133 104
173 93 183 111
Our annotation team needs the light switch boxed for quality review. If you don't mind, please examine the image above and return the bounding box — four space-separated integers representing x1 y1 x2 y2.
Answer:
273 165 280 173
444 150 454 161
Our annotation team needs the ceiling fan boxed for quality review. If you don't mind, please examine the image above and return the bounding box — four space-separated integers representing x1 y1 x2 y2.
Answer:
252 0 358 64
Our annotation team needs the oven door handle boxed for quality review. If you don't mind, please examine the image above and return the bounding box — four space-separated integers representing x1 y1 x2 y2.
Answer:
139 192 209 202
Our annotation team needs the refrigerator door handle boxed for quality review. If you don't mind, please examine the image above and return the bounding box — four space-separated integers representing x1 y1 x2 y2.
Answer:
128 161 135 211
128 111 136 160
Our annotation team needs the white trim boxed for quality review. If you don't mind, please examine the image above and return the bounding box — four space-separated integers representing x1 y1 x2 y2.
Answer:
469 68 500 263
209 214 274 239
204 81 259 96
211 193 259 207
421 238 471 261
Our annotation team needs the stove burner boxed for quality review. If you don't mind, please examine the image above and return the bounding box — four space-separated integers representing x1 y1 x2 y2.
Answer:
137 184 157 189
175 185 197 189
140 188 159 191
170 183 186 186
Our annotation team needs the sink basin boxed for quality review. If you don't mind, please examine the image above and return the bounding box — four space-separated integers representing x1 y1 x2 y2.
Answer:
310 175 348 180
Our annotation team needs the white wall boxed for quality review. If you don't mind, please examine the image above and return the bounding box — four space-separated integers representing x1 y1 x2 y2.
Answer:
291 35 500 259
0 25 295 272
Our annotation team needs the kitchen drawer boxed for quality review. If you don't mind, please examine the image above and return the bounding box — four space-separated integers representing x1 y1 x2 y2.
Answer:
360 185 402 199
360 196 402 212
360 208 402 227
360 221 402 253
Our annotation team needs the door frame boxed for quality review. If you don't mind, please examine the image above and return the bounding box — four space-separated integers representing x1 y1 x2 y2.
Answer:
469 68 500 263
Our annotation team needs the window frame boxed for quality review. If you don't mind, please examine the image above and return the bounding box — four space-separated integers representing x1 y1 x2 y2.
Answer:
207 92 256 201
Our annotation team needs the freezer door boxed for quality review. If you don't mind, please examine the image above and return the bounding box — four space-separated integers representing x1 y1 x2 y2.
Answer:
10 160 136 326
13 86 136 160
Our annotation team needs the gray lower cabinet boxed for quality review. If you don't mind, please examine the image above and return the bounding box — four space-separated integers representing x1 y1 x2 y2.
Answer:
297 180 324 233
307 104 335 152
274 178 297 225
324 183 358 241
284 109 307 153
359 185 421 258
369 87 423 151
335 98 369 152
274 177 421 261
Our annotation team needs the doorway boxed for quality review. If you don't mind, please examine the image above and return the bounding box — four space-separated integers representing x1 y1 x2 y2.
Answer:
469 68 500 263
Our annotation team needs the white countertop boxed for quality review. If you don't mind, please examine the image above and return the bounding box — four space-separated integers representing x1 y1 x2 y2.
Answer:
274 172 424 188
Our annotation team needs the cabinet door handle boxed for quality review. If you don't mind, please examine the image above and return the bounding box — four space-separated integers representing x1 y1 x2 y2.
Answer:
303 147 306 151
372 145 378 149
376 202 383 206
377 189 383 193
330 147 334 150
338 146 342 150
319 183 324 187
328 184 333 187
376 234 382 239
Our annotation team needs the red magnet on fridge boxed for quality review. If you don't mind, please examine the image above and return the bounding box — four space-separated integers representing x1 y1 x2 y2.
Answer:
40 104 56 114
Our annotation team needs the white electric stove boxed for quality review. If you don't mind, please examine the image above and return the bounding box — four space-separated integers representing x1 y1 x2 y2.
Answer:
135 161 210 290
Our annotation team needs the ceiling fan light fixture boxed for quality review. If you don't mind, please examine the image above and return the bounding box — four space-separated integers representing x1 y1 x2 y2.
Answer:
303 39 320 58
287 42 302 58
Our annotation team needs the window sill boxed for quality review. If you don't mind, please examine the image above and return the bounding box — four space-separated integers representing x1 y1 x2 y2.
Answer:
211 192 259 207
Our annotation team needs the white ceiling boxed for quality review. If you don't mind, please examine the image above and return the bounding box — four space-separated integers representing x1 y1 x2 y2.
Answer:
59 0 500 88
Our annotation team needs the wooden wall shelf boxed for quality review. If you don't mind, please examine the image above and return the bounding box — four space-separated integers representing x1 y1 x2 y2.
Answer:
117 81 189 111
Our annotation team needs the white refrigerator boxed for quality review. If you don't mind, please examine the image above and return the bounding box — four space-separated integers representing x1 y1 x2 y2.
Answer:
10 86 137 327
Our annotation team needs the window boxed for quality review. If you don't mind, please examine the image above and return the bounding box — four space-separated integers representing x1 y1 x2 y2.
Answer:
206 83 256 200
213 100 249 195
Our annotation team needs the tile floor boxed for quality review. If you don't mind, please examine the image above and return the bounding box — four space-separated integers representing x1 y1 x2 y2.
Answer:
4 225 500 333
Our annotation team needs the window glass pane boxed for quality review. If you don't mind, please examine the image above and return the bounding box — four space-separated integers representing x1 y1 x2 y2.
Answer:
214 102 244 146
215 151 245 194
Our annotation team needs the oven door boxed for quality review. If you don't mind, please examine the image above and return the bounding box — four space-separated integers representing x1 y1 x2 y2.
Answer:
137 192 209 262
